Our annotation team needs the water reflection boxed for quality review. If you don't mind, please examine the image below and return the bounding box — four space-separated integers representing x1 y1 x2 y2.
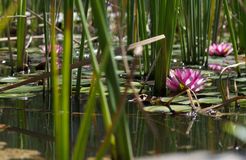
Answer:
0 94 245 159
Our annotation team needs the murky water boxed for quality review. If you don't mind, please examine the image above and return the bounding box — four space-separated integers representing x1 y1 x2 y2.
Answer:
0 93 245 159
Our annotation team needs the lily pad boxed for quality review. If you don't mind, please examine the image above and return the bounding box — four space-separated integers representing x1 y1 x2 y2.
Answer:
176 100 191 105
0 77 21 83
143 105 191 113
3 85 43 94
198 97 222 104
197 92 220 96
160 96 188 103
0 93 35 99
234 77 246 83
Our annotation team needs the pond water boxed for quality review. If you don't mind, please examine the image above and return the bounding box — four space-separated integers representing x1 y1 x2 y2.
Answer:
0 92 245 159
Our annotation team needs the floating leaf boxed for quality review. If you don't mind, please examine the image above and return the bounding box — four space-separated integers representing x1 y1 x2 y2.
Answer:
198 97 222 104
176 100 191 105
0 93 36 100
143 105 191 113
234 77 246 82
3 85 43 93
0 77 21 83
160 96 188 103
197 92 220 96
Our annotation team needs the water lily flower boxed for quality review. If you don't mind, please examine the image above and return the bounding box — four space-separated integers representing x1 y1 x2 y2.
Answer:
209 42 233 57
166 68 206 92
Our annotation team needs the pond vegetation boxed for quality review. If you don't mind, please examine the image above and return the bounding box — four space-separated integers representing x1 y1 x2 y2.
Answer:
0 0 246 159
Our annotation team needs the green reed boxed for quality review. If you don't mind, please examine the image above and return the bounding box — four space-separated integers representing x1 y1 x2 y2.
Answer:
179 0 218 66
212 0 222 43
50 0 61 159
16 0 26 71
73 0 116 159
90 1 133 159
231 0 246 53
137 0 149 74
223 0 240 75
154 0 179 96
0 1 17 35
60 0 74 159
127 0 179 96
75 0 89 97
42 0 50 88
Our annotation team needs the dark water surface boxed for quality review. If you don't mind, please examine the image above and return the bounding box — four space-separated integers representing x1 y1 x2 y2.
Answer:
0 93 245 159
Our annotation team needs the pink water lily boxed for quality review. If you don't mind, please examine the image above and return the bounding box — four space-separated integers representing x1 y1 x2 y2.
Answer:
209 42 233 57
166 68 206 92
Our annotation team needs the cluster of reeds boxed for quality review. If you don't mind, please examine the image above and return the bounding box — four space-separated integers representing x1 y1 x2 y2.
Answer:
1 0 246 159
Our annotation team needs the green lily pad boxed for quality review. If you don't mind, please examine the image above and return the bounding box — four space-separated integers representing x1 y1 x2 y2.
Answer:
3 85 43 94
239 99 246 107
197 92 220 96
176 100 191 105
0 77 21 83
234 77 246 82
0 93 36 99
80 87 93 94
143 105 191 113
198 97 222 104
160 96 188 103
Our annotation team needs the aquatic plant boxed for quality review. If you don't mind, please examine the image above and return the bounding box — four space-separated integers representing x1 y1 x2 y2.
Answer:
179 0 217 66
16 0 26 71
166 68 206 92
223 0 240 75
209 42 233 57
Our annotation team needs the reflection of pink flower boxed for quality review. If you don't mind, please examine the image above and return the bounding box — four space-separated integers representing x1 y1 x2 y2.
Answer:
209 42 233 57
166 68 206 92
208 64 223 72
208 64 230 73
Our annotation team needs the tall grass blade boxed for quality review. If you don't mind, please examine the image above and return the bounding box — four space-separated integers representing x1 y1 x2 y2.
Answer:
137 0 149 74
90 1 133 159
0 1 17 34
75 0 89 97
154 0 179 96
16 0 26 71
212 0 222 43
42 0 50 89
60 0 74 159
50 0 61 159
73 0 116 159
223 0 240 75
